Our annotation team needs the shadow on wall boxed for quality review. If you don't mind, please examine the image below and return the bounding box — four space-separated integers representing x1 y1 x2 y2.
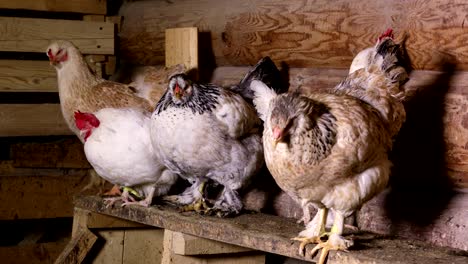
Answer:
385 56 457 228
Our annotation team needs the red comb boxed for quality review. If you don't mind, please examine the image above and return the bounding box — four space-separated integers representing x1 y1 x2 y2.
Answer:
378 28 394 42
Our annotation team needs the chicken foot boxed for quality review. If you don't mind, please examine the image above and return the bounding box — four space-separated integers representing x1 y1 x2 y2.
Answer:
103 188 138 208
309 211 354 264
292 207 328 256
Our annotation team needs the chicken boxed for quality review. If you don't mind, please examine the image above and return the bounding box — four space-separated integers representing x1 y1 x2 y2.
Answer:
46 40 180 141
334 28 408 138
46 40 183 194
250 33 408 263
150 57 283 216
74 108 178 207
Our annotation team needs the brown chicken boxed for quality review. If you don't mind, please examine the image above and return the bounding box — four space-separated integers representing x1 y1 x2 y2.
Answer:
46 40 185 141
250 32 408 263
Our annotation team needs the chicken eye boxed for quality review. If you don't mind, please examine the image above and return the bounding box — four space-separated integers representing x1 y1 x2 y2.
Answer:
57 49 63 55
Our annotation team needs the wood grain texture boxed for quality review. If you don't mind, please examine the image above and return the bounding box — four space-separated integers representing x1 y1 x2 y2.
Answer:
0 60 56 92
54 227 97 264
0 241 69 264
0 104 73 136
0 169 91 220
0 17 114 54
118 0 468 70
165 27 198 70
171 231 253 255
0 0 106 14
75 196 468 264
10 138 90 169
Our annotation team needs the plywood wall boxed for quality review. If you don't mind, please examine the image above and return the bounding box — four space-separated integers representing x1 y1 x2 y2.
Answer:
118 0 468 70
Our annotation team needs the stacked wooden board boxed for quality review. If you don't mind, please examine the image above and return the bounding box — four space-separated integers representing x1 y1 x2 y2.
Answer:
0 1 117 263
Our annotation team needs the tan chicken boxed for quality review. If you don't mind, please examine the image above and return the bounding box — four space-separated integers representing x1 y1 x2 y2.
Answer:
250 32 408 263
46 40 185 141
46 40 184 195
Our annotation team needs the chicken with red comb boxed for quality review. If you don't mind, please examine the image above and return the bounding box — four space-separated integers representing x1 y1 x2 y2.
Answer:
74 108 178 207
249 31 408 264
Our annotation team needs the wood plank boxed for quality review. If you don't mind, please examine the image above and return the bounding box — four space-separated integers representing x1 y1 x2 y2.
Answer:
10 138 90 169
165 27 198 71
123 229 165 264
91 230 124 264
162 230 265 264
0 170 92 220
0 0 106 15
0 104 73 136
0 241 69 264
0 17 114 54
119 0 468 70
54 227 97 264
0 60 56 92
75 196 468 264
72 208 148 237
171 231 253 255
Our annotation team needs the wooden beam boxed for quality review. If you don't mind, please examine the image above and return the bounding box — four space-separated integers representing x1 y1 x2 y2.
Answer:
72 208 148 237
54 227 98 264
162 230 264 264
165 27 198 71
0 0 106 15
0 170 93 220
10 138 90 169
0 104 73 136
75 196 468 263
0 60 56 92
0 17 114 54
171 231 253 255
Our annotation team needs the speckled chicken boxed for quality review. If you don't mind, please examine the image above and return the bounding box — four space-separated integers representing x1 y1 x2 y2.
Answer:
75 108 177 207
150 57 283 216
250 31 408 263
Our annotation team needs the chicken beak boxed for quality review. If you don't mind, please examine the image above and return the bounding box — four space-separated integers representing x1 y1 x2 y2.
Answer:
49 58 57 66
79 130 86 141
174 84 183 99
272 126 283 145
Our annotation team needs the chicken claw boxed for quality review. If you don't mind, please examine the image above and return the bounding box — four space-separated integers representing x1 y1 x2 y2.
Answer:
309 234 353 264
291 236 325 256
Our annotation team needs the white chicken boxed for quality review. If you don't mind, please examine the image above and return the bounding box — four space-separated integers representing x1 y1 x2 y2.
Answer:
74 108 177 207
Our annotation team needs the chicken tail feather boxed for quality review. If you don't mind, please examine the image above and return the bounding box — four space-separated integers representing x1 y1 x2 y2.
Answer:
231 56 286 102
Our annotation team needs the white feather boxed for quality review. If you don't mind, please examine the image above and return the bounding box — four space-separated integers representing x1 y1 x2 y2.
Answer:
250 80 278 122
84 107 177 196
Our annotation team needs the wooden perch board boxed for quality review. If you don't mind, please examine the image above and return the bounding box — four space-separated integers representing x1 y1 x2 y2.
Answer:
0 104 73 136
0 17 114 54
119 0 468 70
0 0 106 15
74 196 468 264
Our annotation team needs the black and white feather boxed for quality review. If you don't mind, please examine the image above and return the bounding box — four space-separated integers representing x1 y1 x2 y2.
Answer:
150 58 281 216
